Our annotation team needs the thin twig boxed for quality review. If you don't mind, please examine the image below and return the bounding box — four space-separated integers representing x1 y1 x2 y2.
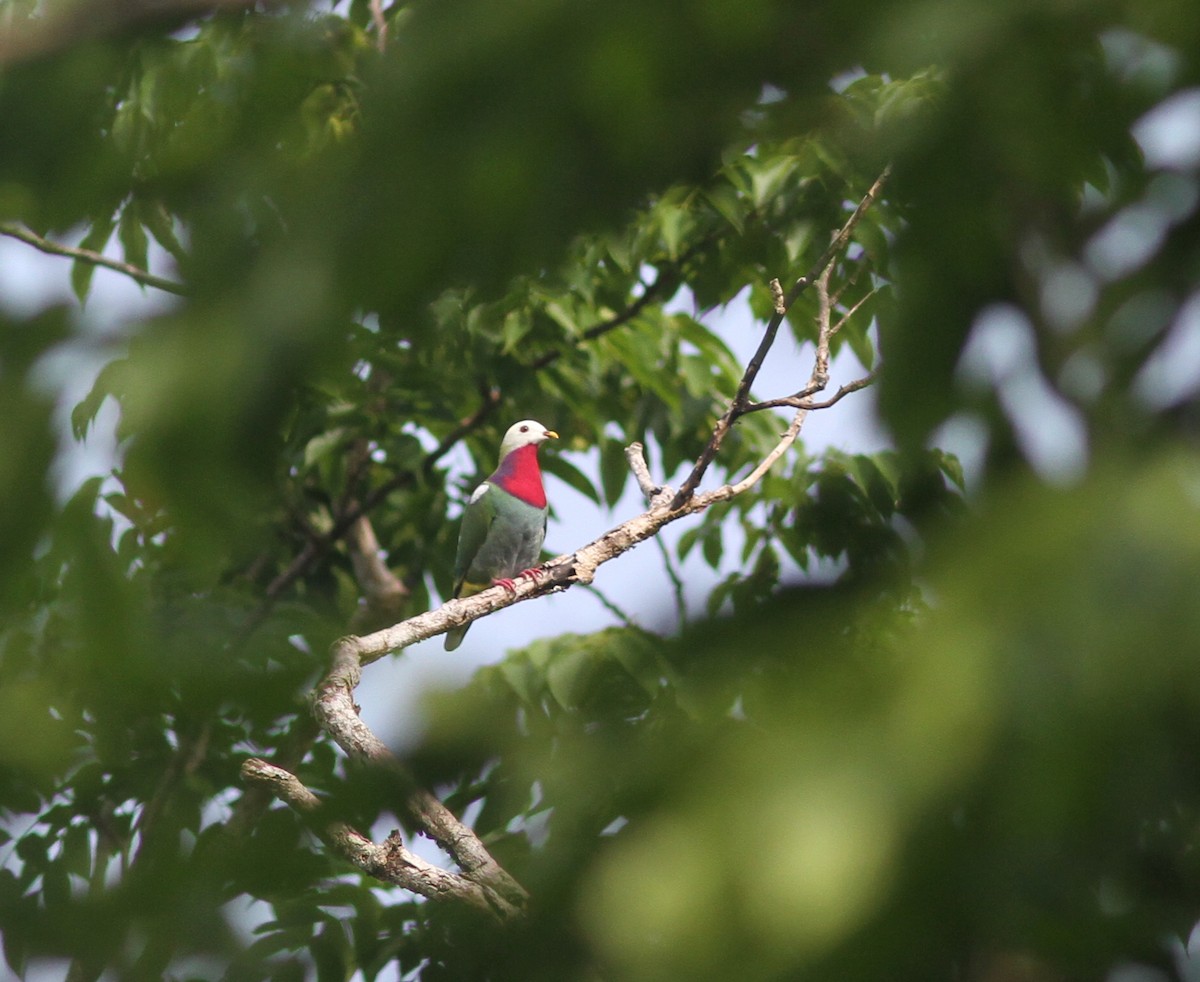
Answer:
744 371 878 414
830 286 878 337
624 441 667 502
653 533 687 627
581 584 637 627
0 223 188 296
669 166 891 509
368 0 387 51
529 273 675 372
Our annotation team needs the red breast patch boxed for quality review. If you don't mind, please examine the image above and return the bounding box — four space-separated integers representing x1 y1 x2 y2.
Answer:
491 443 547 508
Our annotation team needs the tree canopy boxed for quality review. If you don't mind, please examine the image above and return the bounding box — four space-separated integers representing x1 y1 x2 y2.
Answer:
2 0 1200 979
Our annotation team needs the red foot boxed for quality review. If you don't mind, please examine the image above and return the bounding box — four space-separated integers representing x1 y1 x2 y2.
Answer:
492 567 545 595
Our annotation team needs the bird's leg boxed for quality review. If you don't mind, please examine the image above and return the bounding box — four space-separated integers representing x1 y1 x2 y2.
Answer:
491 566 546 596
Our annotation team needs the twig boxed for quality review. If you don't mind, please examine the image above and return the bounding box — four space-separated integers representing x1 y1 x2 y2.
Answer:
529 272 676 372
422 386 502 476
528 232 721 373
581 584 637 627
133 722 212 864
0 222 188 296
668 166 891 509
654 533 688 627
744 371 878 414
830 286 877 337
624 441 667 503
368 0 387 51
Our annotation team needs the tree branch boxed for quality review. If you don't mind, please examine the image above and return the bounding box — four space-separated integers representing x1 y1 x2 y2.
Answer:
744 370 878 414
240 758 506 916
528 269 677 372
0 222 188 296
368 0 388 52
669 165 892 509
312 638 527 915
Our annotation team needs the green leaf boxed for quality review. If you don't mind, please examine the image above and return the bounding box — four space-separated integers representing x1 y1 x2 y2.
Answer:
748 155 795 208
701 521 723 569
680 354 714 398
934 449 967 492
843 316 876 370
542 453 600 505
545 646 590 712
71 212 117 303
599 437 629 508
71 360 121 440
303 427 348 470
118 200 150 275
140 199 189 265
704 182 744 233
498 654 541 707
677 525 701 561
60 823 91 878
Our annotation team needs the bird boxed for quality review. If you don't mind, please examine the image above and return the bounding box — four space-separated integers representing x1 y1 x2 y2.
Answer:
444 419 558 651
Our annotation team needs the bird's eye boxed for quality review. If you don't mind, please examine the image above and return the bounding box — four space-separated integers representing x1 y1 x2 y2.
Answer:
520 425 529 432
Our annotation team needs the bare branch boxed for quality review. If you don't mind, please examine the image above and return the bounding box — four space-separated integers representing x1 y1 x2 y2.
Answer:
529 271 675 372
704 409 806 503
669 166 891 509
368 0 388 51
240 758 323 811
347 514 410 633
313 638 527 915
830 286 878 337
779 164 892 310
624 441 671 505
769 277 786 315
240 759 506 916
744 371 878 414
0 222 188 296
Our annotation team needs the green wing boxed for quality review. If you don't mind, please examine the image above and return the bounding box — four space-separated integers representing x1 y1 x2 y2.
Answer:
452 482 497 596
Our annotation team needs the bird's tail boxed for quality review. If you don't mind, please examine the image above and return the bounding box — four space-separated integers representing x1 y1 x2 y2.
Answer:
444 623 469 651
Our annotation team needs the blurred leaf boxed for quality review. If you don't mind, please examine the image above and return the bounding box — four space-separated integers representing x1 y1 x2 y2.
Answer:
71 214 116 302
599 437 629 508
542 454 600 506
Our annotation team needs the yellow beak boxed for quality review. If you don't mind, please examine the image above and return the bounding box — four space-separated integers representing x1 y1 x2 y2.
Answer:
544 430 559 439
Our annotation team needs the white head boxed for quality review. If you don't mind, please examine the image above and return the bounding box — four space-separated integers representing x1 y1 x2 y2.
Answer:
498 419 558 462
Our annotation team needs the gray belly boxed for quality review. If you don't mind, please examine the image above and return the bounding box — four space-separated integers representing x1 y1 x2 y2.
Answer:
469 510 545 582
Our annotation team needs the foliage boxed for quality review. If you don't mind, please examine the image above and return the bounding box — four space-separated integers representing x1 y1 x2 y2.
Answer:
1 0 1200 979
